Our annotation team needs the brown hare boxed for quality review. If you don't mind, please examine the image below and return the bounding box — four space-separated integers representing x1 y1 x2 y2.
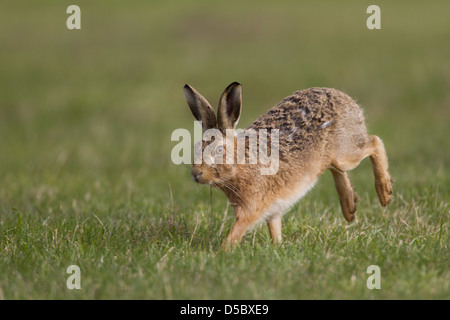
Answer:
183 82 393 248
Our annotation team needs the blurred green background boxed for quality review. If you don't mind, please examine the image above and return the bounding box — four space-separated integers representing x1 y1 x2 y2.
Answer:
0 0 448 299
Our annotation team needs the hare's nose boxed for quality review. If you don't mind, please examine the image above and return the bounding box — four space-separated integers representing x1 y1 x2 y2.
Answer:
191 167 203 183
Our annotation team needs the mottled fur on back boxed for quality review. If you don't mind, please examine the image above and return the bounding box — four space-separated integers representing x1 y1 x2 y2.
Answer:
250 87 366 164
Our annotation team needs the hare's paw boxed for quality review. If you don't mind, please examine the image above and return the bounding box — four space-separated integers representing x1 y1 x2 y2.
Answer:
376 175 393 207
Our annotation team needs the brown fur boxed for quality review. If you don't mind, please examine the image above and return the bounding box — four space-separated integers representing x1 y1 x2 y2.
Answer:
183 83 393 249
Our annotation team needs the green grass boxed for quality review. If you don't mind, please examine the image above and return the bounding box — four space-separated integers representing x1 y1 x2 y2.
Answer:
0 0 449 299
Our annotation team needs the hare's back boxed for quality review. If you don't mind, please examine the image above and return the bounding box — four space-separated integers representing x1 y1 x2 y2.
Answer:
249 87 366 154
250 87 361 132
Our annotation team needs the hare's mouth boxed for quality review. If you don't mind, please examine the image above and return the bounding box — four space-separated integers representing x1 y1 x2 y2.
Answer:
192 172 203 183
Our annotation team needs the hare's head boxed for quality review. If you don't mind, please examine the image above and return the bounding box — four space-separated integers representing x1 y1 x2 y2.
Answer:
183 82 242 186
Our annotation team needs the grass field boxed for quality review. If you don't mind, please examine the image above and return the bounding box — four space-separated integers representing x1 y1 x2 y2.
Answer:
0 1 449 299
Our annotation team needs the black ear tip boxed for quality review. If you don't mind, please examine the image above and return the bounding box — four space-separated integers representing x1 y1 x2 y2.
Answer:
225 82 242 92
183 84 195 94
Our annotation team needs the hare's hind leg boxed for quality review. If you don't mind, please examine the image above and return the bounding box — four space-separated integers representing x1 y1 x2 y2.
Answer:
332 135 393 209
367 135 393 206
330 169 360 222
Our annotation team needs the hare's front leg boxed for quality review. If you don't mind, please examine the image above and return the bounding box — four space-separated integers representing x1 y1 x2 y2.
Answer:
223 207 261 250
267 215 282 244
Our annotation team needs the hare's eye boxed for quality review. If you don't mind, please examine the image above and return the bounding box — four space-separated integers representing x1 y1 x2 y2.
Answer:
215 145 224 155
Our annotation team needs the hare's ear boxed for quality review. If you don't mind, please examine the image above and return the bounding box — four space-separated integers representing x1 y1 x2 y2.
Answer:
217 82 242 131
183 84 217 131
